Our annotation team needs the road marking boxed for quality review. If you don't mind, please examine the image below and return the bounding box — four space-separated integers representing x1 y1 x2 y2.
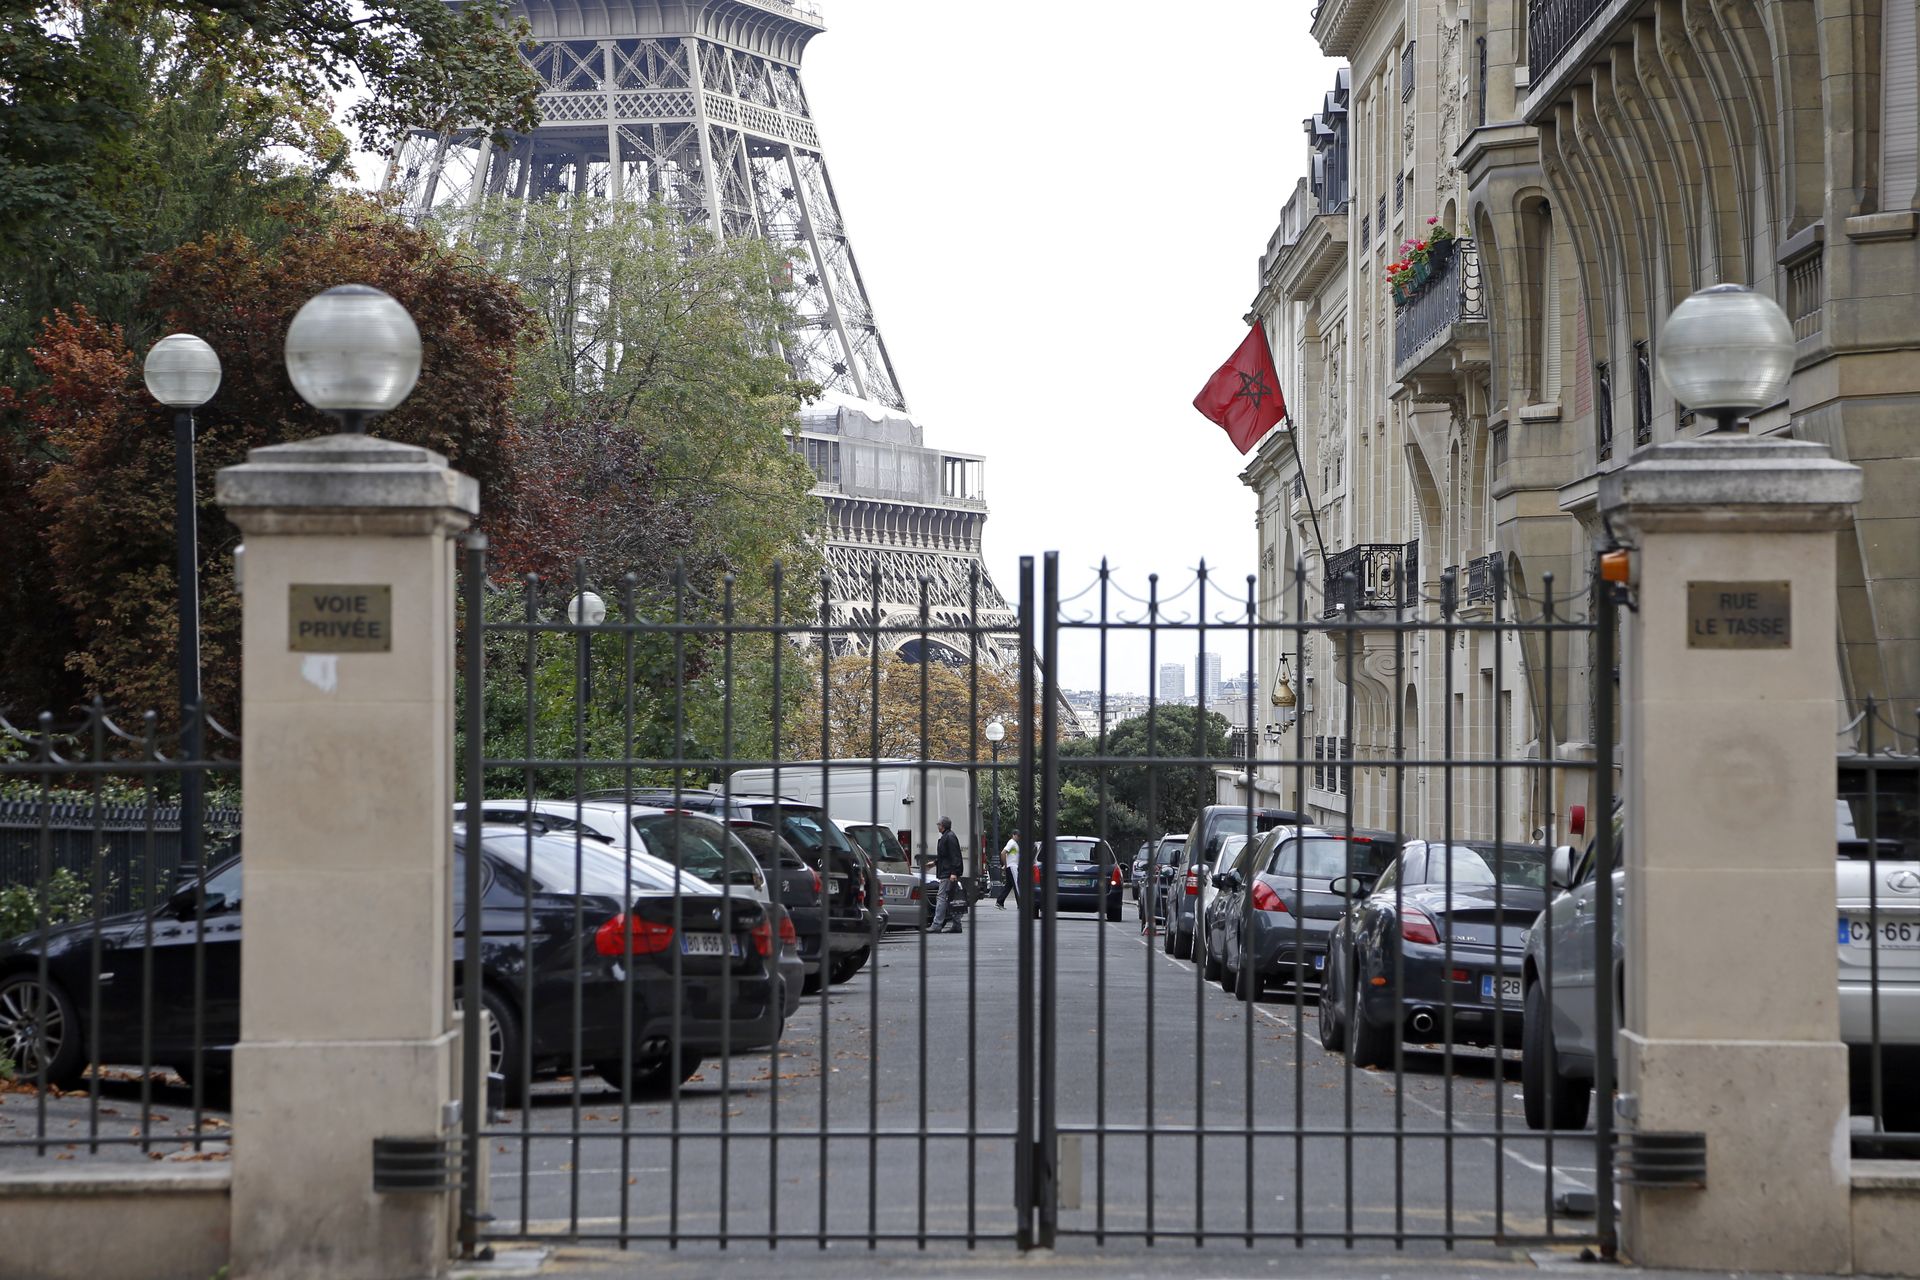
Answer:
1131 929 1594 1195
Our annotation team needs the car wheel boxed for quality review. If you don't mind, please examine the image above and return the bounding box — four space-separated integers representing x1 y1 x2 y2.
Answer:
1347 969 1391 1069
600 1047 702 1096
0 972 84 1089
1317 963 1346 1052
1235 955 1261 1002
1174 924 1193 960
1522 979 1591 1131
802 968 825 995
458 986 527 1107
1201 928 1222 981
1219 937 1238 994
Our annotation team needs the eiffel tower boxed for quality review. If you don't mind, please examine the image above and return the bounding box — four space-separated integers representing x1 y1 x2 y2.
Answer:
391 0 1016 664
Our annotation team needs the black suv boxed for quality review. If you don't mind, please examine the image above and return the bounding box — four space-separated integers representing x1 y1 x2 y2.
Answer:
588 790 880 984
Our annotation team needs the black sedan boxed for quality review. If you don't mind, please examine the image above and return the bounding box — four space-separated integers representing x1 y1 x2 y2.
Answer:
0 827 784 1104
1042 836 1124 920
1318 839 1550 1067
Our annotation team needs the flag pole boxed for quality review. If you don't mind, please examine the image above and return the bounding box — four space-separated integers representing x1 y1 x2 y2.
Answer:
1281 413 1329 570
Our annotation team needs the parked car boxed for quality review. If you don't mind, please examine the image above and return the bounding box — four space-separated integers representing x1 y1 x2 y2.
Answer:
1195 832 1255 982
840 820 927 928
1165 807 1308 959
0 828 784 1104
1212 826 1369 1001
455 799 767 900
1044 836 1125 919
724 821 826 999
589 790 880 984
1318 839 1551 1066
1138 835 1186 927
1129 847 1150 901
1521 761 1920 1133
729 762 986 891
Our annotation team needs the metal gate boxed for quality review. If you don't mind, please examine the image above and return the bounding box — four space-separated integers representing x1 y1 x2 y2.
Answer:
456 540 1618 1255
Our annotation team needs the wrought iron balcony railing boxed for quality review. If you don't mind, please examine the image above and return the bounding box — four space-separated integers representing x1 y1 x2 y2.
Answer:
1393 237 1486 371
1464 554 1499 604
1528 0 1611 86
1323 540 1420 616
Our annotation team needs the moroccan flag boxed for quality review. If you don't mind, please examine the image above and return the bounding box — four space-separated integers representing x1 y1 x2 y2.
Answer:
1192 326 1286 454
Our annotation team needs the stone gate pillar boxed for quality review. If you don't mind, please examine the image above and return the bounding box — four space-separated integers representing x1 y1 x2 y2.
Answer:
1600 436 1861 1272
216 435 476 1279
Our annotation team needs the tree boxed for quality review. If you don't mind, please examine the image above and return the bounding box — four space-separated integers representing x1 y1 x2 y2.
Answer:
447 196 824 607
1053 706 1234 852
786 655 1031 763
0 0 538 390
0 200 531 724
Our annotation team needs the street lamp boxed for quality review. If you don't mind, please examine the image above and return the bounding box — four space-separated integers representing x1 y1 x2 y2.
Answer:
1656 283 1796 434
143 334 222 876
566 591 606 708
984 719 1007 889
284 285 422 434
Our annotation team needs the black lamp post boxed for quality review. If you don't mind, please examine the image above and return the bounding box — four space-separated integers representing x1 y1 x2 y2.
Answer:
985 718 1006 887
142 334 222 874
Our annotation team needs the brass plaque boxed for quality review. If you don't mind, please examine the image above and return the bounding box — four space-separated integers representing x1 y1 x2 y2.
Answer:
1687 580 1790 649
289 584 393 652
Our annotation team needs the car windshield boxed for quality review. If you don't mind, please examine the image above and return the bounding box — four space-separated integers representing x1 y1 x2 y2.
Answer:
1267 836 1367 880
1421 843 1549 889
1208 811 1300 856
1055 839 1113 864
728 824 808 872
630 814 763 887
483 832 638 898
845 825 908 864
1214 834 1249 870
757 806 854 857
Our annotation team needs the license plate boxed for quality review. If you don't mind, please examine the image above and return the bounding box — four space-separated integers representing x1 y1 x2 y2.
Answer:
1060 874 1093 886
883 884 911 900
681 933 741 957
1482 974 1522 1002
828 876 846 895
1840 917 1920 949
1313 954 1325 971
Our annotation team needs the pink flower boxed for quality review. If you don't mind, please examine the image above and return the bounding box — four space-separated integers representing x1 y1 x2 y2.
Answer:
1427 216 1439 225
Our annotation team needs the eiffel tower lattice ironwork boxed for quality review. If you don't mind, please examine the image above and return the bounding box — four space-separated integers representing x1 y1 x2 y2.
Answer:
388 0 905 411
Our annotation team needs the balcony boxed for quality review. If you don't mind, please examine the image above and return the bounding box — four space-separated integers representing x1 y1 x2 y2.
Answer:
1521 0 1642 120
1275 210 1349 301
1392 237 1490 394
1322 541 1420 618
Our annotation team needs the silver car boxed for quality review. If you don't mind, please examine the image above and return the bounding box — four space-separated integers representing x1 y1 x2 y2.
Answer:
1522 772 1920 1132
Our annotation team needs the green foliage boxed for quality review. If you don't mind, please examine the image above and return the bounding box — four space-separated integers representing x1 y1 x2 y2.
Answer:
0 868 112 942
446 197 824 606
1054 706 1234 851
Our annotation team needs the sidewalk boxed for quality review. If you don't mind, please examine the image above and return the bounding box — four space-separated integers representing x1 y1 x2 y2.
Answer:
454 1240 1899 1280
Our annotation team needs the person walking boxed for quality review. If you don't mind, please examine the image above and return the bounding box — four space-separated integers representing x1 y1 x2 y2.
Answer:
927 816 966 934
994 829 1022 908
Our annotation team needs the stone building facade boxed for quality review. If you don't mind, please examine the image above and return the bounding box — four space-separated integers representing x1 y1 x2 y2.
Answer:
1241 0 1919 842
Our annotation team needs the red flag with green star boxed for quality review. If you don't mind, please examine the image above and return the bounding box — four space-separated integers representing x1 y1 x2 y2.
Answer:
1192 325 1286 454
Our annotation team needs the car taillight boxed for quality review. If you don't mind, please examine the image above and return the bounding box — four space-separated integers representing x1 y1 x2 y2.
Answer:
1111 865 1122 886
1401 906 1440 945
1250 881 1288 914
750 919 773 957
1032 864 1042 884
1185 866 1200 895
778 914 797 946
810 868 822 896
595 913 674 956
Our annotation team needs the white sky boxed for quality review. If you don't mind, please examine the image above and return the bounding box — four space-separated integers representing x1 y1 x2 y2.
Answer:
801 1 1340 690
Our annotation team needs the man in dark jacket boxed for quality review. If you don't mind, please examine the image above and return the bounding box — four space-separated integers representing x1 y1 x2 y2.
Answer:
927 817 965 934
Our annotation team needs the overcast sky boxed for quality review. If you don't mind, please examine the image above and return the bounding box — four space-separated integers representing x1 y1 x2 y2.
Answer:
801 2 1341 691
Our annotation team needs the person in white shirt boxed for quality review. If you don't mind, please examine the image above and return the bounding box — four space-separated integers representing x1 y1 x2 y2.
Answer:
994 830 1022 908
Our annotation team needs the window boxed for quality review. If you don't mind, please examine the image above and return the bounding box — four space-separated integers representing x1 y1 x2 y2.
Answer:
1265 836 1361 879
630 814 764 887
1633 340 1652 446
1054 838 1115 864
1402 41 1416 101
1595 360 1614 460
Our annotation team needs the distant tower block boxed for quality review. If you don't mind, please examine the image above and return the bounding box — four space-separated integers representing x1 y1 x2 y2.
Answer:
389 0 905 410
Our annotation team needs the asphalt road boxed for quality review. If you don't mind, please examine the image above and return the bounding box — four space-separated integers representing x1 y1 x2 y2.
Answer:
478 900 1603 1253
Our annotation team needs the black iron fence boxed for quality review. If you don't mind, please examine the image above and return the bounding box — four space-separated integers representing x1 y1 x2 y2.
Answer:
1527 0 1613 86
1393 238 1487 373
454 539 1626 1256
0 705 239 1159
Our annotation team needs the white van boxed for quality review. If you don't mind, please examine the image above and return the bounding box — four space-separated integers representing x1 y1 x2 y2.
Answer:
728 761 985 881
